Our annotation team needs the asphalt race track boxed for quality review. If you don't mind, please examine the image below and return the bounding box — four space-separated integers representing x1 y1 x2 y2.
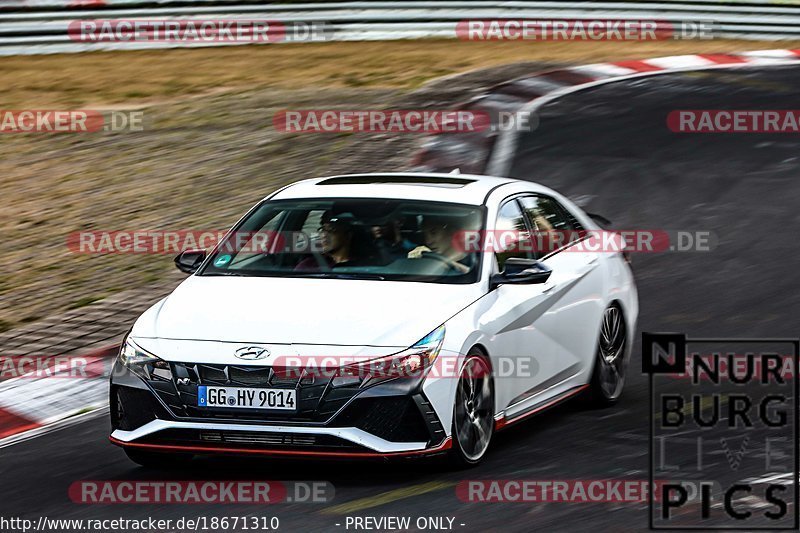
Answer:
1 65 798 532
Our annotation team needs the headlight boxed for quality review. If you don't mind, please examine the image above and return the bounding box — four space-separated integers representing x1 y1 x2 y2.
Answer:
119 338 171 380
335 325 446 387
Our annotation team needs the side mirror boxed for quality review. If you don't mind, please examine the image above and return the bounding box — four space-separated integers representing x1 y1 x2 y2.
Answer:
490 258 551 290
174 249 207 274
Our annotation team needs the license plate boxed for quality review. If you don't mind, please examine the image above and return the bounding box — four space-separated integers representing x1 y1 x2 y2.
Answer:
197 386 296 411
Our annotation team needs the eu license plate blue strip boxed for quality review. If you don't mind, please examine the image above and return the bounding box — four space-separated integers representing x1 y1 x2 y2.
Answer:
197 385 207 406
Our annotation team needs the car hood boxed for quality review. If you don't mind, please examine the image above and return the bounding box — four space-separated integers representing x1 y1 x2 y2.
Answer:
130 275 482 348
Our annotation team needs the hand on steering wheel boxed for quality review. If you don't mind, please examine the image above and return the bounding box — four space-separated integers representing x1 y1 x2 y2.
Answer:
407 245 431 259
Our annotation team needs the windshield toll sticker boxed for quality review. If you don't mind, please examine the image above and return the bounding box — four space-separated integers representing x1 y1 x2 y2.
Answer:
213 254 232 267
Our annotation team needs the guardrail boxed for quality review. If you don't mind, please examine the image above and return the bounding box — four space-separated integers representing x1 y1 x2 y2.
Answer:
7 0 800 8
2 1 800 56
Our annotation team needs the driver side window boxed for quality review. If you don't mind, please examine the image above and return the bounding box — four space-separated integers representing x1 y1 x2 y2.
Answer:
495 200 532 271
519 195 578 259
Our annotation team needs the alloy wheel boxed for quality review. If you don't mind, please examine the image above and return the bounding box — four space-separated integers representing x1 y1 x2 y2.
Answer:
454 356 494 462
597 306 627 400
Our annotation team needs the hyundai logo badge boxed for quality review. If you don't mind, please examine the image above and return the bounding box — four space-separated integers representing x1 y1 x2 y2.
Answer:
234 346 271 360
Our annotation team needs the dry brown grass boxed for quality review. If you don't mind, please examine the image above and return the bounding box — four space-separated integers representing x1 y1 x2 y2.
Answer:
0 38 797 329
1 39 798 108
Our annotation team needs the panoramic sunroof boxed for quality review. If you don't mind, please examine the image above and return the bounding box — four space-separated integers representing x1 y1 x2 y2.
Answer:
318 175 476 187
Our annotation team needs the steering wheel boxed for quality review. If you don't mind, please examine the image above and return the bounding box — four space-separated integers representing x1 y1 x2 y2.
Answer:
420 251 460 272
419 251 448 263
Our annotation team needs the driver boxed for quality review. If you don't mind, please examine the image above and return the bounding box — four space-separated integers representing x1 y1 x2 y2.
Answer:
407 215 472 274
295 211 358 271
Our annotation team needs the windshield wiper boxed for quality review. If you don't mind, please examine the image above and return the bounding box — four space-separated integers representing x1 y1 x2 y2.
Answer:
202 271 386 280
302 272 386 281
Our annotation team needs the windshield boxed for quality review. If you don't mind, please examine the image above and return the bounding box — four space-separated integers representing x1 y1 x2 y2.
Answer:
199 198 485 284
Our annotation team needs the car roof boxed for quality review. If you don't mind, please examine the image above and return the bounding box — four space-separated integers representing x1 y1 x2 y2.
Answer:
267 172 539 205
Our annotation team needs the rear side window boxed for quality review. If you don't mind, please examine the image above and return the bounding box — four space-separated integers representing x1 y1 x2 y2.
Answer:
518 195 582 259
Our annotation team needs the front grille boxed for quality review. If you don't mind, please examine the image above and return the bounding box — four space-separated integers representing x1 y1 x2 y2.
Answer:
194 364 299 388
142 428 367 452
146 362 361 423
139 363 444 444
200 431 317 447
227 366 274 386
199 365 226 383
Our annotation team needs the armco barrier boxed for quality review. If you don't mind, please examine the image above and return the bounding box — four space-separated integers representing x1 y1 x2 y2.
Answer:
3 1 800 56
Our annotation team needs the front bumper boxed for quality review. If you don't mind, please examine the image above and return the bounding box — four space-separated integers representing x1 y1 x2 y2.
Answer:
109 358 448 457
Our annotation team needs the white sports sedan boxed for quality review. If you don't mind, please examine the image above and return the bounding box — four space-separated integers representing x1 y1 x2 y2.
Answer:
109 173 637 467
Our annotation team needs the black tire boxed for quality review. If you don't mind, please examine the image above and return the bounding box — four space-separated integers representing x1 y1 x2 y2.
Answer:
448 350 494 468
587 304 628 407
124 448 193 469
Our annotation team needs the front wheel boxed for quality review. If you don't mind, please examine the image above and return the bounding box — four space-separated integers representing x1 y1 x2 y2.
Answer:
587 304 628 407
448 351 494 467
